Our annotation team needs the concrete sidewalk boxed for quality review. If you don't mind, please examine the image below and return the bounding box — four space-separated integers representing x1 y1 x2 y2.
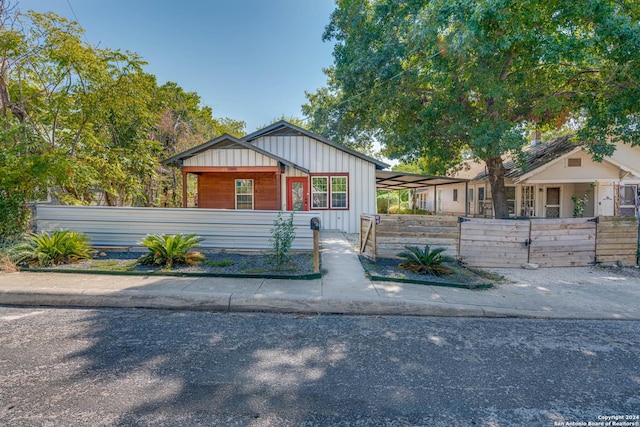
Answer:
1 231 639 320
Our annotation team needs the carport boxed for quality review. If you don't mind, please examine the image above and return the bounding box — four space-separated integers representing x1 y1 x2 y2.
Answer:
375 170 470 215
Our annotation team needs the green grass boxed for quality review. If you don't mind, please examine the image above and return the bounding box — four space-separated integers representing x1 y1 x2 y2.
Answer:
89 259 137 272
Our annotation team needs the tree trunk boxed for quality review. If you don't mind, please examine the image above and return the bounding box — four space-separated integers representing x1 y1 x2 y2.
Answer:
486 156 509 219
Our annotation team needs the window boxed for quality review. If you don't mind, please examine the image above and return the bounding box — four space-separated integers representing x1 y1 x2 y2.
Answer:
567 158 582 167
235 179 253 209
478 187 486 216
521 185 535 217
453 189 458 202
311 175 349 209
312 177 328 208
620 184 638 216
331 176 348 208
505 186 516 216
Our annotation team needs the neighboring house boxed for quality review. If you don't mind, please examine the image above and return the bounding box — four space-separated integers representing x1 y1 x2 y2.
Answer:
163 121 389 233
416 135 640 218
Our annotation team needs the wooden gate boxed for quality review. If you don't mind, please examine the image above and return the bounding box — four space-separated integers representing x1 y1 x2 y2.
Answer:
458 218 531 267
458 217 597 267
359 215 377 260
529 218 596 267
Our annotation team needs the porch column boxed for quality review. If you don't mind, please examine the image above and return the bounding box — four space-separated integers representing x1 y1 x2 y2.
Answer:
275 168 282 210
433 185 438 214
182 170 188 208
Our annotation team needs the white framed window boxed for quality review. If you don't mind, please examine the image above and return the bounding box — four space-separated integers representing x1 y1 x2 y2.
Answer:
311 176 328 209
331 176 348 209
235 179 254 210
521 185 535 217
311 174 349 210
620 184 638 216
505 186 516 216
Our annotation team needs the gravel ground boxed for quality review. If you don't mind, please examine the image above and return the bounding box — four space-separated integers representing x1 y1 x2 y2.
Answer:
37 251 316 276
358 255 493 287
486 264 640 286
344 232 640 287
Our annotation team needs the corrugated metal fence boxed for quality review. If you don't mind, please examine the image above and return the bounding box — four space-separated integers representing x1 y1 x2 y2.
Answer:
36 205 315 250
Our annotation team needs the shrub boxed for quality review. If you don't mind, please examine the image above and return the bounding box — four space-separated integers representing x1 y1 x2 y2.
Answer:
137 233 205 269
397 244 454 276
268 211 296 271
10 229 93 267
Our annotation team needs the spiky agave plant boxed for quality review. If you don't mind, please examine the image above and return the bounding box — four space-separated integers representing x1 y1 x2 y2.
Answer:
138 233 205 269
397 244 454 276
10 229 94 267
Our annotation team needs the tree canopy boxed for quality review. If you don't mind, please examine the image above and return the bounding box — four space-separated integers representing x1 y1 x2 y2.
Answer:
0 2 244 240
305 0 640 218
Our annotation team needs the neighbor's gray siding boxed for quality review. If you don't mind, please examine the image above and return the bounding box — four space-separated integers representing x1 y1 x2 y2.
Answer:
36 205 314 250
254 135 377 233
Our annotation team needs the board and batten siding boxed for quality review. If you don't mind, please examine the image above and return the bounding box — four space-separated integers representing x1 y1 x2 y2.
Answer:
253 135 377 233
183 148 278 168
35 205 314 250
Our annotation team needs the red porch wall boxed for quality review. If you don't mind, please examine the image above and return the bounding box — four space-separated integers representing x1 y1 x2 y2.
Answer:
197 172 279 210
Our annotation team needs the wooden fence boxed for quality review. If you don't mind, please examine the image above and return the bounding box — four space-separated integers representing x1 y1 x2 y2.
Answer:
459 217 598 267
359 214 459 261
36 205 315 250
360 214 638 267
596 216 639 265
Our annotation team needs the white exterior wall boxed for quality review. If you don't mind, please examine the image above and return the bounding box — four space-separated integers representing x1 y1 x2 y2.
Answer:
251 135 377 233
183 148 278 168
525 151 620 182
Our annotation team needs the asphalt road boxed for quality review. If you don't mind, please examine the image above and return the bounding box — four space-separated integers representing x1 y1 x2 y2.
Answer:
1 307 638 427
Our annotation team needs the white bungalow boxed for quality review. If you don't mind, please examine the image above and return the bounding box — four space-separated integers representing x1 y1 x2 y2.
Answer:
163 121 389 233
416 135 640 218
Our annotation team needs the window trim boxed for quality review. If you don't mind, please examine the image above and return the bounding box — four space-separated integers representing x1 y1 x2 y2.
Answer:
310 173 349 210
234 178 254 210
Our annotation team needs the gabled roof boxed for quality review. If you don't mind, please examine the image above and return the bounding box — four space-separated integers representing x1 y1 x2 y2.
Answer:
162 133 309 173
244 120 390 170
454 135 580 181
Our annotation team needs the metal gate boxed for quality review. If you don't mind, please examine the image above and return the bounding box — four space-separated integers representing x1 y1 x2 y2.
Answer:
458 217 597 268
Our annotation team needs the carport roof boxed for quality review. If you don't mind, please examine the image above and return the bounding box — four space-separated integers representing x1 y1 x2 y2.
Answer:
376 170 468 191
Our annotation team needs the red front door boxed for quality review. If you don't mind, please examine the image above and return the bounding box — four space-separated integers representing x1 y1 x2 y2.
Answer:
287 177 309 211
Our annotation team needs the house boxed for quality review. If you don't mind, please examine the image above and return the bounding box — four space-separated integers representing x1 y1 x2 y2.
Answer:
162 121 389 233
416 135 640 218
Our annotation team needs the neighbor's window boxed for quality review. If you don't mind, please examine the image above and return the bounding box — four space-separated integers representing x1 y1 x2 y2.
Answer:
235 179 254 210
567 158 582 167
521 185 535 217
620 184 638 216
453 188 458 202
331 176 348 208
505 186 516 216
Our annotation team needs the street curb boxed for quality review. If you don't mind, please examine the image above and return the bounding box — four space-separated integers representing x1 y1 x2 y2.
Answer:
19 267 322 281
2 289 639 320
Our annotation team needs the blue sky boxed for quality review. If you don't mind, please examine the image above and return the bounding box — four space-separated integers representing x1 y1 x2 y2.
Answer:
16 0 337 132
